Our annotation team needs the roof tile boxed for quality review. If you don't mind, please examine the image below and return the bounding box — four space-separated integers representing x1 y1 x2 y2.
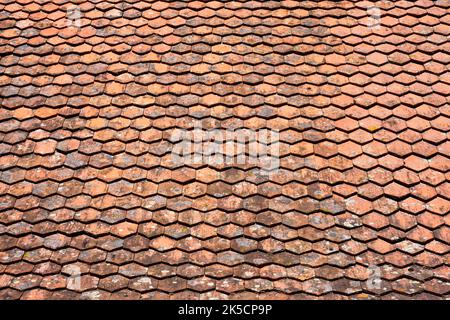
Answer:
0 0 448 300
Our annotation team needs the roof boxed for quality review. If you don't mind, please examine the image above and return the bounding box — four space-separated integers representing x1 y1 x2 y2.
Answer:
0 0 449 300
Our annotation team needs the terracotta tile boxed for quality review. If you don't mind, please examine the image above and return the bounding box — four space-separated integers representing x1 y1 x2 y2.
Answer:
1 0 449 300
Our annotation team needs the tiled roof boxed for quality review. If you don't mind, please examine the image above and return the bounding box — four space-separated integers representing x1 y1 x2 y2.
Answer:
0 0 449 300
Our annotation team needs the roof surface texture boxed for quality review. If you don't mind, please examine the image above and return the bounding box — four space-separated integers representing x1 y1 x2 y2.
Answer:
0 0 449 300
